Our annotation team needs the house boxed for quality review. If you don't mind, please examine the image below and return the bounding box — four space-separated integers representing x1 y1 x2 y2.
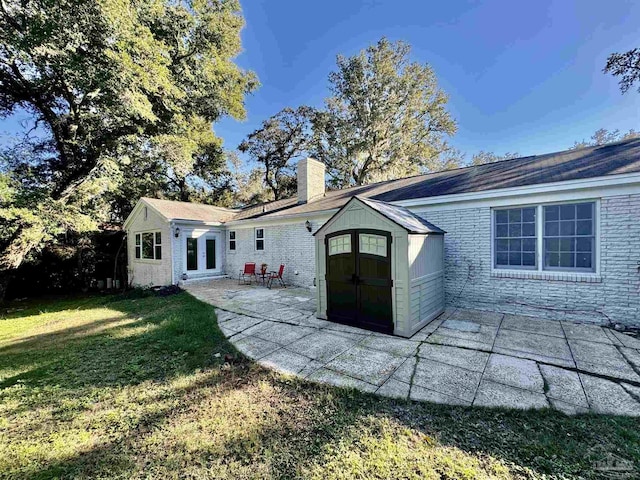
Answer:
124 138 640 335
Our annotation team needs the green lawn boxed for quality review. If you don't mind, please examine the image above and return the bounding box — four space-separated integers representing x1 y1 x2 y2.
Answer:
1 292 639 479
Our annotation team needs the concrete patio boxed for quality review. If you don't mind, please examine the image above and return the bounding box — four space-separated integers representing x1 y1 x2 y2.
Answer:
185 279 640 416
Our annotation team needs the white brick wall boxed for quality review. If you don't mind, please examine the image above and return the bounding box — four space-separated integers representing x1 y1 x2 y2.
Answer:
415 194 640 326
223 219 326 287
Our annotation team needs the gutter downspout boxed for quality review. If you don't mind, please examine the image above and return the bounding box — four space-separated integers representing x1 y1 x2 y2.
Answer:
170 221 176 286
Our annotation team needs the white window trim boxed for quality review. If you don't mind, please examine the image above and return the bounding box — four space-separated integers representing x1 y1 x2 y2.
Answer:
255 227 265 251
134 230 163 262
490 199 600 279
228 230 236 253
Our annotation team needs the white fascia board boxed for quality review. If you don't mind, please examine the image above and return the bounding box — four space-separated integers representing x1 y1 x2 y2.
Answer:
124 198 171 229
223 209 336 228
394 171 640 211
171 219 224 227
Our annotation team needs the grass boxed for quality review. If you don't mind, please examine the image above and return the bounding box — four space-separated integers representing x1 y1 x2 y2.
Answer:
0 292 639 479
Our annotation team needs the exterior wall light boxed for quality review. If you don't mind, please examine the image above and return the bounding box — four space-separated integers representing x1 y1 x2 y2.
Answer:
174 227 180 238
305 220 312 232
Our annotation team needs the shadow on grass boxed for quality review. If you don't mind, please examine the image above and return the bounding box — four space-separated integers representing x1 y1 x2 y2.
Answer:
1 292 639 479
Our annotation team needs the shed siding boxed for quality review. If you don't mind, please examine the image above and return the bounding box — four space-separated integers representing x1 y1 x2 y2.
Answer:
414 193 640 325
407 234 445 335
126 204 172 287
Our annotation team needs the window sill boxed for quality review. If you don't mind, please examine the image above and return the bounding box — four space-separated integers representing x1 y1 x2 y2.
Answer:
491 270 602 283
133 259 163 264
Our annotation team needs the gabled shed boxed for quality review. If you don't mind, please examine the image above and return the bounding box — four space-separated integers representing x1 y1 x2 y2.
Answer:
314 196 446 337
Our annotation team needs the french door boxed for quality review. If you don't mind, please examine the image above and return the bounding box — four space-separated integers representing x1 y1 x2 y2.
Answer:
185 232 219 273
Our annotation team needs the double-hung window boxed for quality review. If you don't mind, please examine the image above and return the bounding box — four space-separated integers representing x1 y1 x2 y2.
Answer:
135 231 162 260
543 203 595 271
493 201 596 273
229 231 236 251
255 228 264 251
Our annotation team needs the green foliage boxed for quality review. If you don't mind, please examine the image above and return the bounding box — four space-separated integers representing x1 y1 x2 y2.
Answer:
571 128 639 150
239 106 314 200
471 151 520 166
0 0 257 294
604 48 640 94
312 37 458 188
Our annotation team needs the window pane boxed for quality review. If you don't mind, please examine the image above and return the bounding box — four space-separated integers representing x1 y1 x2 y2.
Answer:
496 239 509 252
560 253 574 268
522 238 536 252
560 237 575 251
522 253 536 266
155 246 162 260
496 252 508 265
135 234 141 245
155 232 161 244
186 238 197 270
230 240 236 251
545 252 559 267
545 205 559 221
256 239 264 250
135 246 141 259
509 251 522 265
142 233 154 259
576 252 592 268
508 209 522 222
509 239 521 251
576 220 592 235
560 221 575 236
256 229 264 239
545 238 559 252
576 238 592 252
545 222 559 236
522 208 535 222
496 224 508 237
509 224 521 237
329 234 351 255
522 223 535 237
576 203 593 219
229 231 236 240
359 234 387 257
560 204 576 220
496 210 508 223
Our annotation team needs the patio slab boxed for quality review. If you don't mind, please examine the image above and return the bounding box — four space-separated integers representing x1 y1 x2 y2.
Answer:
184 279 640 416
324 345 407 386
473 380 549 410
483 354 544 393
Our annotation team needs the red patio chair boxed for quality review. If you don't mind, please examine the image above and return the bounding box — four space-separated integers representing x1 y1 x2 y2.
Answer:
239 262 257 285
267 264 286 289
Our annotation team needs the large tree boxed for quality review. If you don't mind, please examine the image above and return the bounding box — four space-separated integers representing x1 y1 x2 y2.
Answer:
571 128 639 150
312 38 457 188
0 0 257 299
604 48 640 94
471 151 519 166
238 106 314 201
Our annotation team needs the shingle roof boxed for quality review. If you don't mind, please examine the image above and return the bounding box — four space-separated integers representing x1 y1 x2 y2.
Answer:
142 197 238 223
249 138 640 220
139 138 640 225
357 197 445 234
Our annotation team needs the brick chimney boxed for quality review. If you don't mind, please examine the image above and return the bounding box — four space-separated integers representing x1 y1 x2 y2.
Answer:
297 158 325 204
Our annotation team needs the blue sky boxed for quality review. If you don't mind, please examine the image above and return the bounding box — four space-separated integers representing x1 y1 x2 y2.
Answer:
1 0 638 163
215 0 640 161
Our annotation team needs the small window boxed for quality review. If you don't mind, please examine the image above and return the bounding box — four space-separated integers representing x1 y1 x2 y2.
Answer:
359 234 387 257
135 234 141 259
543 202 594 271
255 228 264 251
229 231 236 251
329 234 351 255
154 232 162 260
135 231 161 260
494 207 536 269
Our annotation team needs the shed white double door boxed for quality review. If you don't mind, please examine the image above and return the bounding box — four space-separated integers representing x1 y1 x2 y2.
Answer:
184 230 222 274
